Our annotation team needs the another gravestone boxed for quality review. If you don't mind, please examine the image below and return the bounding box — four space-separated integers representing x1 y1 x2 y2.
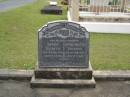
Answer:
31 21 96 88
41 5 62 15
41 0 62 15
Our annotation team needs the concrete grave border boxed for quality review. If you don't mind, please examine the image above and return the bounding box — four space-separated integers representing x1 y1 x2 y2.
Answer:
0 69 130 81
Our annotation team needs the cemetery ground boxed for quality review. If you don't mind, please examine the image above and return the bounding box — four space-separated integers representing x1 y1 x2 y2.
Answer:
0 0 130 70
0 80 130 97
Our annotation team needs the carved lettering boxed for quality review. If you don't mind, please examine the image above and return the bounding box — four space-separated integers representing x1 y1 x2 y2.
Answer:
38 22 89 67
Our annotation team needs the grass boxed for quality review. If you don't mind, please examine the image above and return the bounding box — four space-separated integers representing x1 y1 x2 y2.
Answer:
0 0 8 2
0 0 130 70
0 0 67 69
90 33 130 70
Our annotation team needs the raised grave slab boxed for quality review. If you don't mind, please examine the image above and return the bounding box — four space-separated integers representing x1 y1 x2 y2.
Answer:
41 5 62 15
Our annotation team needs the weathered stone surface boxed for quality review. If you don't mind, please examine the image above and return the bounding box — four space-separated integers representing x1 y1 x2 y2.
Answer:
34 67 92 79
31 76 96 88
94 70 130 81
0 69 33 80
0 69 130 81
38 21 89 68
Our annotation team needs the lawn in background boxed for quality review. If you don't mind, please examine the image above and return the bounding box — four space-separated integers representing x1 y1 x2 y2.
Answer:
90 33 130 70
0 0 8 2
0 0 67 69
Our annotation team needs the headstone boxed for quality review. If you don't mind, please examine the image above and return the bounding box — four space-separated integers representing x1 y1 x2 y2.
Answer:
31 21 96 88
38 22 89 68
41 5 62 15
41 0 62 15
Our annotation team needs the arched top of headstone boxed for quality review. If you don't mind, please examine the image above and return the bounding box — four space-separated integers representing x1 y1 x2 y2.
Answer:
39 21 89 39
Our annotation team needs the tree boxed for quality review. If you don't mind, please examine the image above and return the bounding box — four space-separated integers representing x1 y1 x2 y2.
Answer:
61 0 68 5
112 0 119 5
109 0 119 5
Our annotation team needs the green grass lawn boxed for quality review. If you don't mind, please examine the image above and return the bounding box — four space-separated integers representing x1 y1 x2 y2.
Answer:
90 33 130 70
0 0 8 2
0 0 130 70
0 0 67 69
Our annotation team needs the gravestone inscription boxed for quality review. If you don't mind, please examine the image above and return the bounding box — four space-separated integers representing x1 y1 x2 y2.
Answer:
38 21 89 68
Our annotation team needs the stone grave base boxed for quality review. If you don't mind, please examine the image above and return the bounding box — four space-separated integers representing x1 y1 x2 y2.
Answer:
41 5 62 15
30 63 96 88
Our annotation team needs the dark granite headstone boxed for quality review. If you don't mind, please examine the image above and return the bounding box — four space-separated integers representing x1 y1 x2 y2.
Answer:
38 21 89 68
31 21 96 88
41 5 62 15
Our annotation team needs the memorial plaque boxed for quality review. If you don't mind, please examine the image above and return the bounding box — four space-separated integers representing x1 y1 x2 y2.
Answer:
38 21 89 68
